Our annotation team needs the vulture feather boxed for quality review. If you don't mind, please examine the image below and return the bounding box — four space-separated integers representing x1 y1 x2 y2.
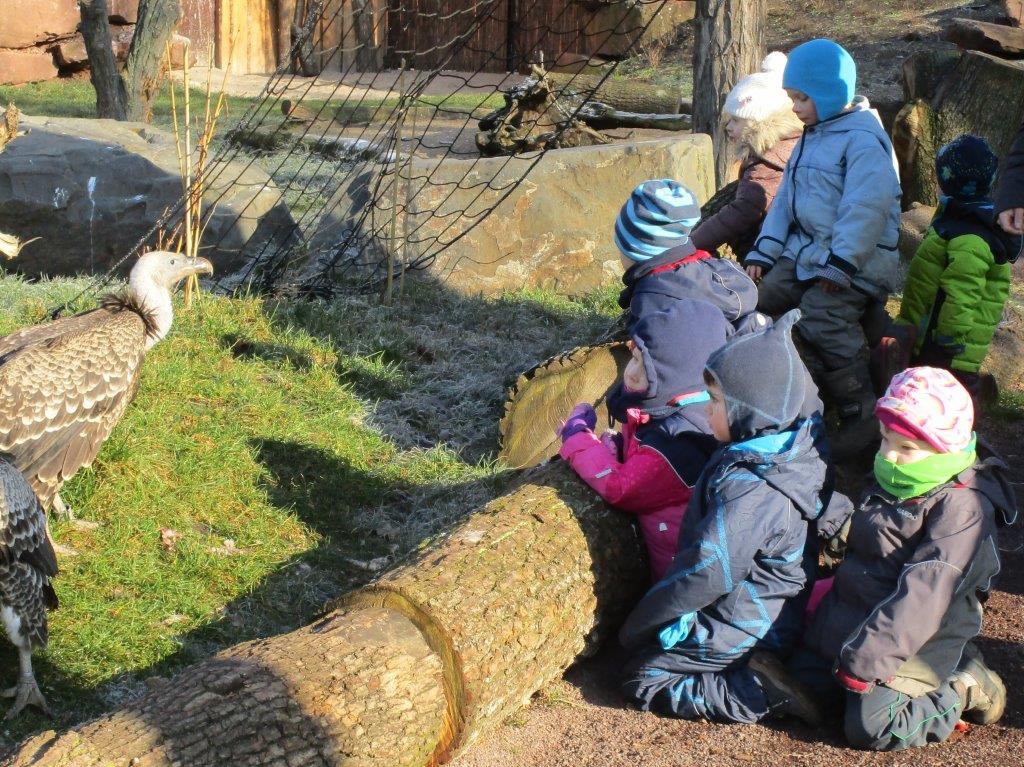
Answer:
0 457 57 718
0 251 213 512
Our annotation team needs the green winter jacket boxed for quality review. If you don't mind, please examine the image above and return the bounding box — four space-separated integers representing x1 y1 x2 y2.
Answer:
897 199 1018 373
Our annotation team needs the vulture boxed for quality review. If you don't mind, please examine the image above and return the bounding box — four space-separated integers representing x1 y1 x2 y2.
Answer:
0 456 57 718
0 251 214 517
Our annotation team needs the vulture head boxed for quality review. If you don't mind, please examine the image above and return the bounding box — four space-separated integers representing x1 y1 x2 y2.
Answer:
128 251 214 349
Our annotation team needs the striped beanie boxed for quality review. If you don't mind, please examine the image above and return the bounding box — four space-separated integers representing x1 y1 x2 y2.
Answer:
614 179 701 262
875 367 974 453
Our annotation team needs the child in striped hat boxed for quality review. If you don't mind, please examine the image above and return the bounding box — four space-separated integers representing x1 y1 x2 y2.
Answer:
614 179 761 335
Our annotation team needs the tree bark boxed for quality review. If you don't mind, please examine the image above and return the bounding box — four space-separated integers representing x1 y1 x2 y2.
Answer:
893 50 1024 205
123 0 182 122
78 0 129 119
277 0 298 68
353 0 380 72
577 102 693 131
693 0 766 187
5 462 646 766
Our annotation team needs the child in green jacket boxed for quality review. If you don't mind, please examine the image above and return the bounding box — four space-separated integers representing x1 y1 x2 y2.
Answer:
897 135 1022 394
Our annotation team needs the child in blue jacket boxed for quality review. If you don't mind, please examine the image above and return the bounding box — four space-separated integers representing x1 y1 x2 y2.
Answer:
619 311 829 726
746 39 902 459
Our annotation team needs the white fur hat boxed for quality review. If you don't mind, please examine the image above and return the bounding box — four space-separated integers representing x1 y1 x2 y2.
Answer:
723 52 793 122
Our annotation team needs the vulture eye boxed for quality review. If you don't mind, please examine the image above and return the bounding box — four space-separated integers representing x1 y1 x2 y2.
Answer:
169 259 177 266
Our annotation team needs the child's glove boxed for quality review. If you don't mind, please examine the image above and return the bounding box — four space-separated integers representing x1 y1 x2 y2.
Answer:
821 515 852 570
559 403 597 441
833 664 875 695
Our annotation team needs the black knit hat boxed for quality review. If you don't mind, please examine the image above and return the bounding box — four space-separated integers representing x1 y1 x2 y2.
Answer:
935 135 998 201
704 310 810 441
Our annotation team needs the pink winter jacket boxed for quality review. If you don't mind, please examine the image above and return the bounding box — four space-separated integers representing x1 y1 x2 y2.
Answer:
559 407 696 581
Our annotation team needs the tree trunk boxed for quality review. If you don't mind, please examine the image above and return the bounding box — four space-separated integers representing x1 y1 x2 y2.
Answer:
277 0 298 67
353 0 380 72
78 0 129 119
577 102 693 131
546 71 682 115
5 462 646 767
893 50 1024 205
693 0 766 187
123 0 182 122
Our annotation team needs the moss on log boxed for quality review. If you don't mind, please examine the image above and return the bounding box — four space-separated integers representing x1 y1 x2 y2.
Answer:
5 462 645 767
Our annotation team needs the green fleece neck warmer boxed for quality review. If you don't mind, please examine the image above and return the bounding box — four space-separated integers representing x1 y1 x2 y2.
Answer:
874 436 977 500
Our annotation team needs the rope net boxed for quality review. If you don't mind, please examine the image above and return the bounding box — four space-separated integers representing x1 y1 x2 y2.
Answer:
57 0 684 312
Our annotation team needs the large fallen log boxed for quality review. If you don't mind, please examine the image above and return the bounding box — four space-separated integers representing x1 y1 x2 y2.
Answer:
893 49 1024 205
577 101 693 131
546 71 684 115
5 462 646 767
946 18 1024 58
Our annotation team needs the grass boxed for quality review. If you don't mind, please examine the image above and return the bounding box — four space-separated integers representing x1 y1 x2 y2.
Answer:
0 273 618 746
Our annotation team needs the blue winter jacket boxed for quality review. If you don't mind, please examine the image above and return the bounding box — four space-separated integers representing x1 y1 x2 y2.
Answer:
619 416 828 670
747 99 902 299
619 247 760 334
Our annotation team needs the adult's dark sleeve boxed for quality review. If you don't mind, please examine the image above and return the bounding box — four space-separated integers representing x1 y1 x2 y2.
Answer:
995 121 1024 215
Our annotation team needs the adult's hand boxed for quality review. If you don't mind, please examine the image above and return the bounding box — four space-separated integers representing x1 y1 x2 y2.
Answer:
818 279 843 294
998 208 1024 235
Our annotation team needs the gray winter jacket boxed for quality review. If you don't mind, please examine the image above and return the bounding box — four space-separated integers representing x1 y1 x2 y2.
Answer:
805 452 1017 697
619 416 827 670
747 99 902 299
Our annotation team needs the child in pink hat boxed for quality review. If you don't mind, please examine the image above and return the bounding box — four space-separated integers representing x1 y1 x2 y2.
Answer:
791 366 1017 751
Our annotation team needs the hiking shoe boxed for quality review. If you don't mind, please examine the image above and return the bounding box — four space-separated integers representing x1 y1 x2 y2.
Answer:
748 651 823 727
953 645 1006 725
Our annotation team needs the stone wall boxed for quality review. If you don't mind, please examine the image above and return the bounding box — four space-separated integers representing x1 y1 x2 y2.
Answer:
310 134 715 297
0 0 193 86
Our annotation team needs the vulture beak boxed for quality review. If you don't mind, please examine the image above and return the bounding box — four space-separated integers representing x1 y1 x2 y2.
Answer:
188 256 215 276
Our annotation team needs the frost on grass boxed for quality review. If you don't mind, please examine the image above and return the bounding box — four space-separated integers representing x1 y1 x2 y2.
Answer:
275 278 620 464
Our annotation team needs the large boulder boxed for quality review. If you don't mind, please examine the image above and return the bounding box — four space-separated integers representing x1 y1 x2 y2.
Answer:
309 135 714 296
0 116 296 279
0 0 79 49
0 48 58 85
584 0 696 59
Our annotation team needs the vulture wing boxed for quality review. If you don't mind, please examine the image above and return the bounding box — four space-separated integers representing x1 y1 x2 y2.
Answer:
0 460 57 650
0 306 149 508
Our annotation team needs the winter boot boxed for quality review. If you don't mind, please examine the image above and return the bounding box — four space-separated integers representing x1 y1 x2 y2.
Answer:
821 362 879 461
953 644 1006 725
748 651 823 726
869 323 916 396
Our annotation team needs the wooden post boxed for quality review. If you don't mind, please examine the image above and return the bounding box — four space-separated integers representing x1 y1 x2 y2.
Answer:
383 60 408 306
693 0 766 187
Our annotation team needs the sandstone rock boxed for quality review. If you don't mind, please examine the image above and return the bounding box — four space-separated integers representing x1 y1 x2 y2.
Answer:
166 33 198 70
0 48 59 86
0 0 79 49
0 116 296 280
108 0 140 24
585 0 696 59
1001 1 1024 27
53 28 134 73
946 18 1024 58
310 135 715 296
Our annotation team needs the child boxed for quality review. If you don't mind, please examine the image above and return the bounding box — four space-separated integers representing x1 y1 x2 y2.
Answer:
896 136 1021 396
794 367 1016 751
619 310 828 725
746 39 902 458
615 179 761 334
690 52 804 262
559 301 728 581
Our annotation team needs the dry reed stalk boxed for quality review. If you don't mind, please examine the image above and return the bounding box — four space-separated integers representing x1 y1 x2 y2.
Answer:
166 40 232 308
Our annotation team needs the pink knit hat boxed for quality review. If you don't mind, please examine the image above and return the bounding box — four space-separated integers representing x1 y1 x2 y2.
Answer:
875 367 974 453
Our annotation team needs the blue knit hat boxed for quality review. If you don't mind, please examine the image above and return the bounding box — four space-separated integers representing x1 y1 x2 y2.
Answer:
614 179 701 262
782 39 856 122
936 135 998 201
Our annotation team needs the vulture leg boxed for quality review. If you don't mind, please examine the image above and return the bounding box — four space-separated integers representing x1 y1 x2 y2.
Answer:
50 493 74 521
2 646 49 719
